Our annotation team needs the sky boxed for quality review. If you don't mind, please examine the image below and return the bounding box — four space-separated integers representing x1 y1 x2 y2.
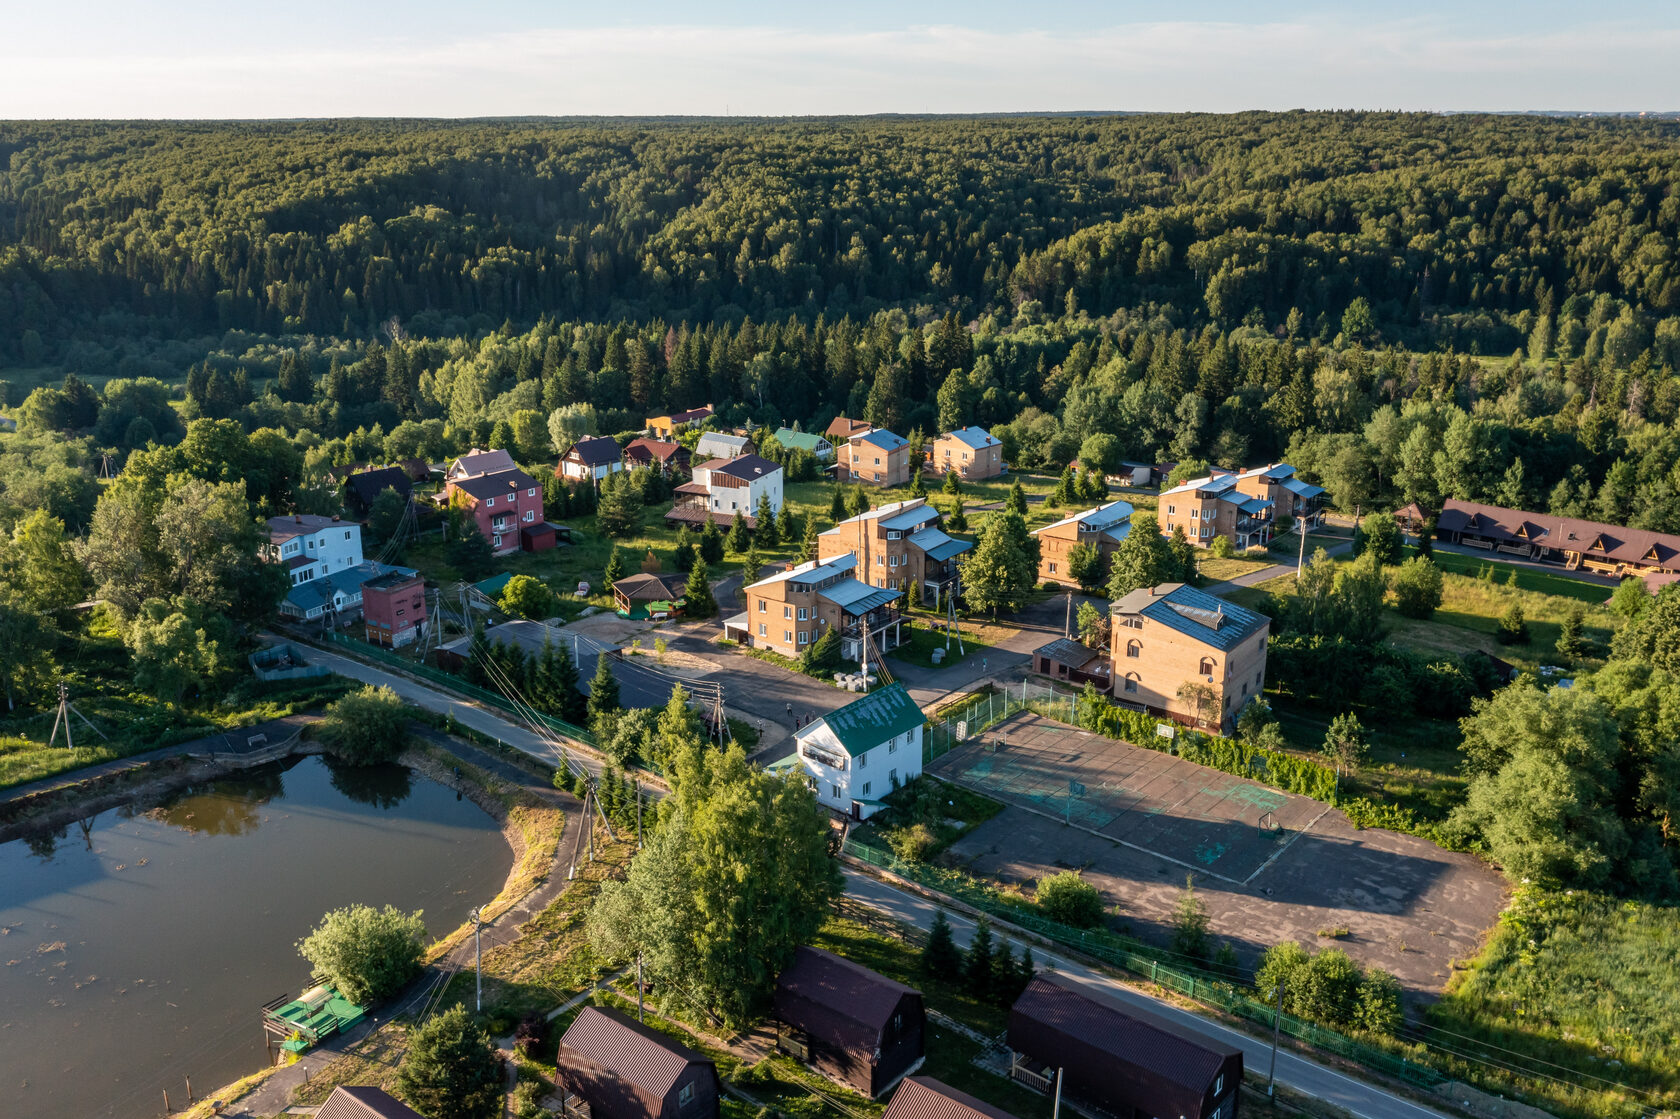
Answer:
3 1 1676 118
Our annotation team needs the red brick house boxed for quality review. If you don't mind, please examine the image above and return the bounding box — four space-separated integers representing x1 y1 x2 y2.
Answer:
362 571 427 648
447 467 546 555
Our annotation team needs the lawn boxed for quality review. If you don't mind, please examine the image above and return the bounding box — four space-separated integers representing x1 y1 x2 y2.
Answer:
1196 554 1276 583
1403 545 1617 605
887 619 994 669
1267 698 1468 821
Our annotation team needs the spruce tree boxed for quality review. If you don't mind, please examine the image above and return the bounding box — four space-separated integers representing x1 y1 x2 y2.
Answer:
910 469 927 498
1052 465 1076 506
726 510 750 555
1006 478 1028 516
674 525 697 571
742 543 763 586
989 942 1018 1006
587 652 621 730
921 909 963 980
799 512 819 562
830 486 847 523
944 469 962 496
965 918 996 991
700 517 725 564
949 496 968 532
755 493 780 547
684 560 718 618
604 546 625 588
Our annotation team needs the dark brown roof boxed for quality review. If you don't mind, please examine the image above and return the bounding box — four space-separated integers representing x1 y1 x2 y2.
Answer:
614 573 686 602
451 467 539 500
559 1006 712 1100
1396 499 1680 573
884 1077 1019 1119
1010 974 1237 1094
710 453 781 481
625 438 687 464
345 466 413 506
773 947 920 1054
317 1085 425 1119
566 435 624 467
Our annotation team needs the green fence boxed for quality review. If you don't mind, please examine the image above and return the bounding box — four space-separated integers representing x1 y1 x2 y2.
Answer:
924 683 1067 762
843 839 1446 1089
325 633 596 746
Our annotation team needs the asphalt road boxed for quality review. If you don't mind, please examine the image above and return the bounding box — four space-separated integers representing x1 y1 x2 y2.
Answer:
841 868 1453 1119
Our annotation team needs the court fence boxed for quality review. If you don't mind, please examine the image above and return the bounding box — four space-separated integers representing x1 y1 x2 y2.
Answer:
842 837 1447 1090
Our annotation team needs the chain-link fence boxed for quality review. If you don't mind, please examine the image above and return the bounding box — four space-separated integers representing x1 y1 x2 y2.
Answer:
843 839 1446 1089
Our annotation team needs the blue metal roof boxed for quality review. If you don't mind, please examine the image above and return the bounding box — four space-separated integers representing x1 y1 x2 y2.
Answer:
947 426 998 450
819 578 901 614
1081 501 1134 530
1132 584 1269 652
858 429 908 451
880 504 941 531
909 527 972 561
1283 478 1325 498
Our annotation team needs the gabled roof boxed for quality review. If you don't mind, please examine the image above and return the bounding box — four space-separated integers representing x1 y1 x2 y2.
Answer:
285 563 414 612
1011 973 1238 1095
710 453 782 481
907 527 972 562
344 466 413 506
696 432 750 457
559 1005 713 1101
1112 582 1269 651
614 573 687 602
624 437 687 463
857 429 908 452
1159 474 1237 499
1034 500 1134 540
826 416 874 440
450 448 516 478
565 435 623 467
1035 637 1104 671
749 553 857 590
1281 477 1325 499
813 682 923 757
941 426 999 451
1396 498 1680 573
773 946 921 1051
885 1078 1020 1119
829 499 941 537
451 467 539 500
318 1085 424 1119
774 428 831 453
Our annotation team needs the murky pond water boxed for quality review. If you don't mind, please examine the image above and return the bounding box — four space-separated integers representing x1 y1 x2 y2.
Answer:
0 754 511 1118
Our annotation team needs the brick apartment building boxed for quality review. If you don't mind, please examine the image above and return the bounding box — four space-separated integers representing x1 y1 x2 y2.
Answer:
361 570 427 648
724 552 905 662
1156 464 1324 549
929 426 1003 481
839 428 910 486
1031 500 1133 587
1109 582 1270 732
447 466 547 555
817 498 971 604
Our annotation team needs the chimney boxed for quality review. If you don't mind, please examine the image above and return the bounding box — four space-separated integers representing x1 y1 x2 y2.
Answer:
331 514 340 522
294 514 302 523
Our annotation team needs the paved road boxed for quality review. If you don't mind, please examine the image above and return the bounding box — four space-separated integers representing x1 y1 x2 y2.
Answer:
842 868 1451 1119
1203 533 1356 597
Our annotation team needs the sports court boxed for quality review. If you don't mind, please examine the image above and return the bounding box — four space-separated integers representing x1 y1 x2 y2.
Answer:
927 713 1331 885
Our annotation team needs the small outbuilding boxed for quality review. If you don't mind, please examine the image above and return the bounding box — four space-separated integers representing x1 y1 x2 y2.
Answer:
883 1077 1020 1119
317 1085 425 1119
1007 974 1241 1119
613 573 688 618
342 465 414 517
773 946 925 1097
558 1005 720 1119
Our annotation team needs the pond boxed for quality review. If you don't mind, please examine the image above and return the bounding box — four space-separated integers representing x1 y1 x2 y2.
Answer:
0 753 513 1119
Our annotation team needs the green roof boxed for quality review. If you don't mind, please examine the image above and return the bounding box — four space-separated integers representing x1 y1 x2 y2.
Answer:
774 427 828 452
476 571 515 597
819 682 924 757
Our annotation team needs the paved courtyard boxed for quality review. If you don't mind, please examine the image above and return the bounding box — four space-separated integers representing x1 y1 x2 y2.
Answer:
933 714 1507 995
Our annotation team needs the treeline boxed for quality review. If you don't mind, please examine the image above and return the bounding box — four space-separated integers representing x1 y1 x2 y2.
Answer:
4 113 1680 360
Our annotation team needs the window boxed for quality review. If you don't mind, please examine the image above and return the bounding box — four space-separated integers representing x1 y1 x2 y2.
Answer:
784 630 793 642
874 457 881 466
758 600 768 612
862 781 872 796
831 784 841 799
758 623 767 636
798 631 810 645
888 738 897 754
397 608 405 617
1215 1075 1224 1097
857 751 867 768
1202 525 1212 537
1048 562 1058 574
887 530 901 540
344 530 351 540
784 605 793 619
1124 675 1139 694
1199 656 1215 675
679 1085 694 1107
1126 639 1141 658
797 607 808 621
486 496 495 506
1256 671 1263 687
523 510 534 522
492 535 502 547
1241 682 1248 696
889 768 898 785
1167 504 1176 515
527 487 536 497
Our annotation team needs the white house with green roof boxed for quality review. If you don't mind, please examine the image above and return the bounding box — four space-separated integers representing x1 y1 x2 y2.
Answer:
791 682 924 820
773 426 835 462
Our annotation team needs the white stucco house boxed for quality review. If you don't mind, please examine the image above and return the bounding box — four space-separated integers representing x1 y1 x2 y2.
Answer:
265 514 366 587
665 452 784 529
785 683 924 820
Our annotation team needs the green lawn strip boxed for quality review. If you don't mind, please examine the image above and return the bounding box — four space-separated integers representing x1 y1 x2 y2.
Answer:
887 621 995 669
1402 546 1617 604
847 780 1006 860
1265 698 1468 821
1197 555 1277 583
931 685 1001 721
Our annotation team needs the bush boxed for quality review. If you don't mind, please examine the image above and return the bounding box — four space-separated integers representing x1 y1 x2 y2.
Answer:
1497 602 1530 645
1035 870 1105 928
1391 556 1444 619
1170 875 1210 960
296 903 427 1004
513 1013 549 1059
397 1005 503 1119
1208 534 1235 559
319 685 409 765
499 574 556 620
886 823 938 862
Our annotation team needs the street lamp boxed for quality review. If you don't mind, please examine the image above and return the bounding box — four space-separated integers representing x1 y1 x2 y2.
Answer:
469 906 485 1012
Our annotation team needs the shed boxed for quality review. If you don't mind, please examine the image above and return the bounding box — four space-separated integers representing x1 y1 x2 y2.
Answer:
773 946 925 1097
317 1085 425 1119
1007 974 1241 1119
558 1005 720 1119
523 522 562 552
614 573 688 617
883 1077 1020 1119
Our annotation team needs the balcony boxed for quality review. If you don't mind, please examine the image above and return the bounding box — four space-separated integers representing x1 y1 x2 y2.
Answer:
801 744 847 771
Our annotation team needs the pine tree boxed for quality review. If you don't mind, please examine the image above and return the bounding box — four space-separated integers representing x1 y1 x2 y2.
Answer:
948 496 968 532
604 546 625 588
799 512 819 562
921 909 963 980
755 493 779 547
742 544 763 586
674 525 697 571
726 510 750 555
1052 465 1076 506
1006 478 1028 516
965 918 996 991
700 517 725 564
989 942 1019 1006
943 469 962 496
830 486 847 523
684 560 718 618
587 652 621 730
910 469 927 498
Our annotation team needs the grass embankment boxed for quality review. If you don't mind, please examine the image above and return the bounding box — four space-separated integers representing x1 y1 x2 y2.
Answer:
1197 554 1277 583
847 780 1005 861
1429 888 1680 1119
0 628 351 790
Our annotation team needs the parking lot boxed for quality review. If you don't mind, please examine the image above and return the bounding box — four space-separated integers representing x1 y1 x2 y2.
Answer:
932 714 1508 994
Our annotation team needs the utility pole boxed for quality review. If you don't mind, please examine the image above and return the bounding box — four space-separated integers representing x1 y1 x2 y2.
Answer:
471 906 484 1012
1295 517 1307 580
1268 980 1282 1096
1064 590 1072 639
1051 1068 1064 1119
636 953 645 1023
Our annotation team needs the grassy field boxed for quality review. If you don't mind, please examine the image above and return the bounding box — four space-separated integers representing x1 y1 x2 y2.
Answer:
1196 554 1277 583
1429 888 1680 1119
1405 545 1617 604
887 619 994 668
1267 699 1469 820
